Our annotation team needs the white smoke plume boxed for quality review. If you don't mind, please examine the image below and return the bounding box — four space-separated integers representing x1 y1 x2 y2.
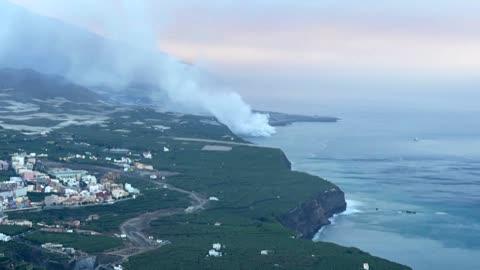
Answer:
0 0 275 136
155 57 275 136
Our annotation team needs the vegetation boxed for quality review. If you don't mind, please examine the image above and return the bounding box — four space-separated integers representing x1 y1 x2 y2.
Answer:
27 192 60 203
0 242 62 269
0 225 31 236
0 169 16 182
124 210 408 270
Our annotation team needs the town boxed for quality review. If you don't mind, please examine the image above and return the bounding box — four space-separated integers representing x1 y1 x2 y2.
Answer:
0 151 144 212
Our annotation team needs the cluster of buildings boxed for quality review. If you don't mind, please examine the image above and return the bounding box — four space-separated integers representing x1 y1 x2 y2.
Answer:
207 243 224 257
0 153 40 211
58 153 98 162
43 170 140 207
0 218 33 227
41 243 75 255
0 177 30 210
111 155 155 172
33 217 101 235
1 152 140 209
55 148 162 173
0 212 33 240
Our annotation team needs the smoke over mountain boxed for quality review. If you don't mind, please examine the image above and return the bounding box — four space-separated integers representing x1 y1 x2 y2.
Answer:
0 0 275 136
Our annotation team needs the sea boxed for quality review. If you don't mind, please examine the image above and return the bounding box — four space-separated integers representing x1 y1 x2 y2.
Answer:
251 109 480 270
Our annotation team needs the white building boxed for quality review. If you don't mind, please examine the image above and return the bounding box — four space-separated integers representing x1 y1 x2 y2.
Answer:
49 169 87 181
11 154 25 169
208 249 222 257
112 189 129 199
9 177 23 186
64 189 78 196
42 243 63 249
114 157 132 164
125 183 140 194
0 233 11 242
88 184 104 193
212 243 221 250
14 187 27 197
81 175 97 185
63 178 79 187
79 190 91 197
143 152 152 159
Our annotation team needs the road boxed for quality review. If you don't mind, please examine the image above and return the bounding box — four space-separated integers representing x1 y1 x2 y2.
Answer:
98 179 208 269
116 180 207 252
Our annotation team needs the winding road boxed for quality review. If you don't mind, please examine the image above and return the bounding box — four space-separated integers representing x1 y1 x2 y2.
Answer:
98 180 208 269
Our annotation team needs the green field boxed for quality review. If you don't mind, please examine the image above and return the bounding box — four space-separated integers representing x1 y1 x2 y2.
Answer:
0 225 31 236
0 169 15 182
124 210 408 270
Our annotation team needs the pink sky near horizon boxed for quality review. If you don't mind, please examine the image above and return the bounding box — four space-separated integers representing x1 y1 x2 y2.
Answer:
9 0 480 113
10 0 480 77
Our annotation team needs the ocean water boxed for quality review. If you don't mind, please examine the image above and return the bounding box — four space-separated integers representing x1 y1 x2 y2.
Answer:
251 110 480 270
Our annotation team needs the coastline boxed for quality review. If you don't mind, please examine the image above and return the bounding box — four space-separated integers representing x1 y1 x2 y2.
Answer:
313 199 363 240
250 117 480 270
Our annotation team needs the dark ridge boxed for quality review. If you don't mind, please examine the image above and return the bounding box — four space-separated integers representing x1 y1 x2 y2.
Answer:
0 68 101 103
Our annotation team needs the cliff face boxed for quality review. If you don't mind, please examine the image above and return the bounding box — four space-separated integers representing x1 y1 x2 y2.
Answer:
279 188 347 239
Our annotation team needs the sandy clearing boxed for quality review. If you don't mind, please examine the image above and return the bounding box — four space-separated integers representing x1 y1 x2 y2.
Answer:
202 145 233 151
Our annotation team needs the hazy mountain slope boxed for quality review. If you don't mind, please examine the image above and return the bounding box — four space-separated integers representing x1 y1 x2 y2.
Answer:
0 68 101 102
0 0 158 89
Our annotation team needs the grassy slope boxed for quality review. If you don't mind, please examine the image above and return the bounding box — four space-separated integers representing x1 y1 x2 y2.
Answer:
0 225 31 236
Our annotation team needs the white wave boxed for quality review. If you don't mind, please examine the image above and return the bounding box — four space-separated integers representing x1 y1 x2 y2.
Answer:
315 226 326 238
435 211 448 215
341 199 363 215
312 199 363 241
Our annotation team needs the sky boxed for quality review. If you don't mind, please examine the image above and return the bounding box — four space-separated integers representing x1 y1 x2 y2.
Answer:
10 0 480 115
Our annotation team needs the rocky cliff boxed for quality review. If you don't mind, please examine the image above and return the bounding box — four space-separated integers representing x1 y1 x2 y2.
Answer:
279 187 347 239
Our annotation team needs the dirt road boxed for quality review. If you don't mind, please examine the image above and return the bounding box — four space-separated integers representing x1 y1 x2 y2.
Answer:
98 179 208 269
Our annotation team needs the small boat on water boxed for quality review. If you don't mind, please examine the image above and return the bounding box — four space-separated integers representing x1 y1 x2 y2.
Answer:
413 137 420 142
